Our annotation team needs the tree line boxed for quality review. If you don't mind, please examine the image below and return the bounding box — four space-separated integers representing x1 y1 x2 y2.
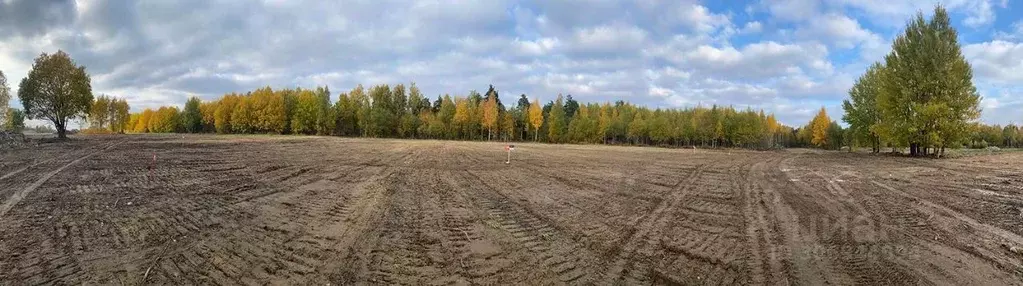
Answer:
126 84 799 149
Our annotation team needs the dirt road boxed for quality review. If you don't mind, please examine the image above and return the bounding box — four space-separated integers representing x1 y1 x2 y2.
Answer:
1 135 1021 285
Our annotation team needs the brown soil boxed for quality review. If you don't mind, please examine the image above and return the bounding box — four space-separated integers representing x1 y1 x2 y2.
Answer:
1 134 1022 285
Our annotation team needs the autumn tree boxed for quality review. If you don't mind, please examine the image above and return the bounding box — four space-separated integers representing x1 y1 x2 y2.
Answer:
453 97 471 140
528 98 543 141
809 107 831 148
126 113 140 133
135 109 154 133
214 94 240 133
19 51 93 138
482 93 499 140
151 106 181 133
250 87 287 134
231 96 254 133
88 95 111 130
291 89 320 135
199 100 218 132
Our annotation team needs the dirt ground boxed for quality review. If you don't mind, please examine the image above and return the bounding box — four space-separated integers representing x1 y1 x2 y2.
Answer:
1 134 1022 285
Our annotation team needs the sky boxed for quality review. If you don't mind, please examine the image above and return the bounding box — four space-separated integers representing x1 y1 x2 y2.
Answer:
1 0 1021 127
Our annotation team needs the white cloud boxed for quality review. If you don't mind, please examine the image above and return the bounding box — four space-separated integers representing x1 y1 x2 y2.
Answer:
829 0 1000 28
763 0 820 22
740 21 763 34
797 14 883 50
570 23 648 54
962 0 995 28
679 4 731 33
994 21 1023 40
963 40 1023 84
673 41 830 80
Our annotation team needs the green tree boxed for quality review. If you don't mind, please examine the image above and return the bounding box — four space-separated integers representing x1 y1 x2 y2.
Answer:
88 95 111 129
547 94 566 143
843 62 884 153
315 86 334 135
292 89 320 135
4 108 25 132
108 98 130 133
439 95 456 139
878 6 980 156
368 84 395 137
183 96 203 133
18 51 93 138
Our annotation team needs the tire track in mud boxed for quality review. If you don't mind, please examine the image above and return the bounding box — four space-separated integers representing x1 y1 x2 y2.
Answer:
651 155 761 285
743 155 790 285
777 154 1003 285
0 140 127 218
870 180 1023 274
599 159 707 284
777 154 917 285
452 169 601 284
752 154 838 285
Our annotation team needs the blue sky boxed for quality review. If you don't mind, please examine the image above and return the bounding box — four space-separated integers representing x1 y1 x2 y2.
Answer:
1 0 1021 127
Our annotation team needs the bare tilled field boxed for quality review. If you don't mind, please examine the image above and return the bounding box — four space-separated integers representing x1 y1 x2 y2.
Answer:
1 134 1022 285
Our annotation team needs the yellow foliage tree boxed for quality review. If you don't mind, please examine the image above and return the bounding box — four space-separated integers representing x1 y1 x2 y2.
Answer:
528 98 543 141
134 109 154 133
232 96 254 133
200 100 218 132
453 97 470 139
810 107 831 147
214 94 239 134
481 95 498 140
